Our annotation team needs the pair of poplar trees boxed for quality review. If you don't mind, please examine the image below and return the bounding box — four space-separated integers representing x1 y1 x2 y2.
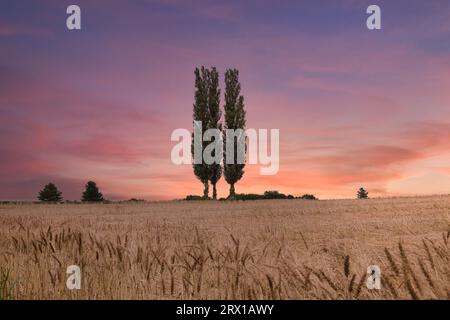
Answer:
192 67 246 200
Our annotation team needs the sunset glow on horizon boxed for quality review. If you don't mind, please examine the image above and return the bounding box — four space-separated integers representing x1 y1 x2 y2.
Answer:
1 0 450 201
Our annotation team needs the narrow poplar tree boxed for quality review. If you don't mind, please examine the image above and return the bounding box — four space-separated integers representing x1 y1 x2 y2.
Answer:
223 69 246 199
206 67 222 200
192 67 210 199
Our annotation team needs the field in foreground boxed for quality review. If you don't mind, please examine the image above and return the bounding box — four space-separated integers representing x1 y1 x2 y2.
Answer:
0 196 449 300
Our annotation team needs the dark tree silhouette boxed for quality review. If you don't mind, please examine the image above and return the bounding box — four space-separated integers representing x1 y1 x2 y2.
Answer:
38 182 63 202
223 69 246 199
357 187 369 199
82 181 104 202
206 67 222 200
192 67 211 199
300 194 318 200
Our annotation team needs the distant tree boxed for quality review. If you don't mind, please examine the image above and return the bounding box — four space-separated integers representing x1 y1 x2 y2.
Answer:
192 67 211 199
206 67 222 200
300 194 318 200
38 183 63 202
357 187 369 199
82 181 104 202
223 69 246 199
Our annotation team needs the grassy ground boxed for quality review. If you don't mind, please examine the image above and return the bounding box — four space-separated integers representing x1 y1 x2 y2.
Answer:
0 196 449 299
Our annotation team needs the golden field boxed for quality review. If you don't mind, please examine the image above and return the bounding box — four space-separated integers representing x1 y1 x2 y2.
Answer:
0 196 449 300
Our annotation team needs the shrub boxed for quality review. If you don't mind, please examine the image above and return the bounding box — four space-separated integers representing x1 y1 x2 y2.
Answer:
185 195 204 201
299 194 318 200
263 190 288 199
235 193 264 200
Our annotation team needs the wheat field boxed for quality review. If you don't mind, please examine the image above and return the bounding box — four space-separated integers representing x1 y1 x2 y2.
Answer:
0 196 449 300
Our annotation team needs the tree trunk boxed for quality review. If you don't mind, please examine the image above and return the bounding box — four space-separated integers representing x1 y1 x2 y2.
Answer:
212 183 217 200
229 184 235 200
203 181 209 199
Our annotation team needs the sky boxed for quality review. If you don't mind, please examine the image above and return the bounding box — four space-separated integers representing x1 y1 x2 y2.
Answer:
1 0 450 201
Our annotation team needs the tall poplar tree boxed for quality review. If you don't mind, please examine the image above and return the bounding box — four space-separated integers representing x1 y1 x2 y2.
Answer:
206 67 222 200
192 67 210 198
223 69 246 199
